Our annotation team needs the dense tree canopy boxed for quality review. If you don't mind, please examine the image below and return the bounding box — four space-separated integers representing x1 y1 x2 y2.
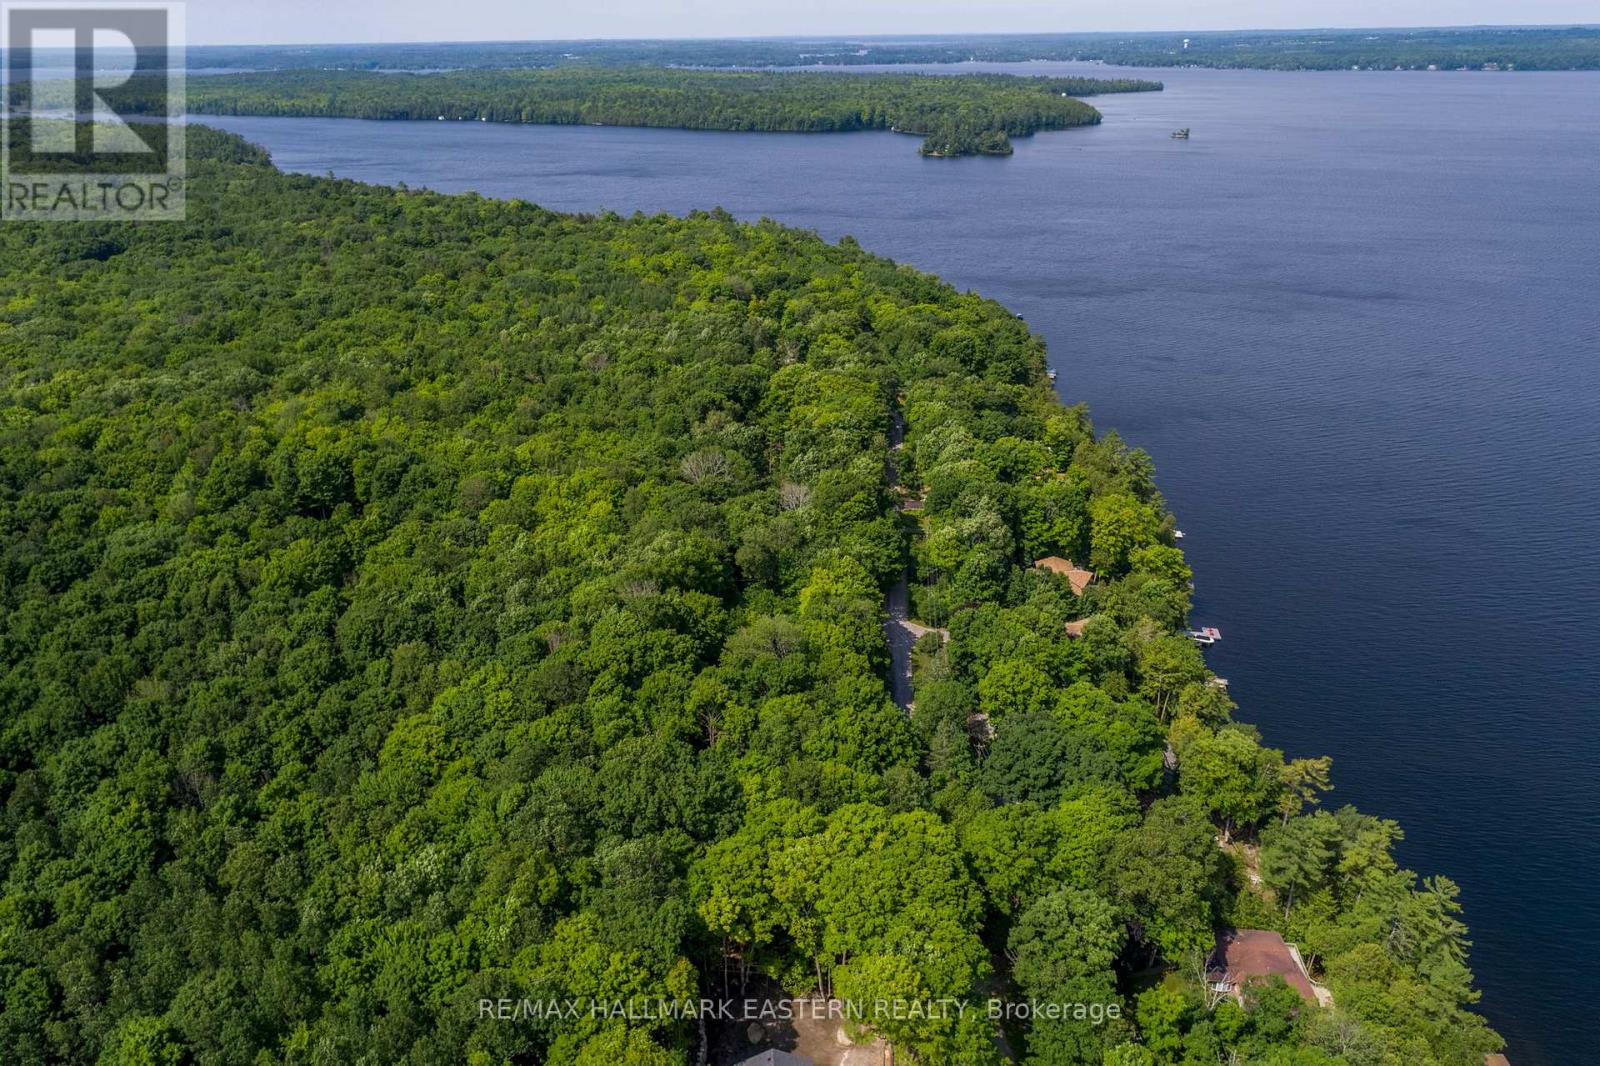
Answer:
0 128 1501 1064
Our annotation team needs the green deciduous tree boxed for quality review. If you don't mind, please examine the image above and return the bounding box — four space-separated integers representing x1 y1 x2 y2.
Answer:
1109 798 1227 960
1180 727 1284 842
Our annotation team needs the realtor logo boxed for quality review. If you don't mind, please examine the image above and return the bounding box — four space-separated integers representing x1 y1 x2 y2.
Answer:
1 2 185 221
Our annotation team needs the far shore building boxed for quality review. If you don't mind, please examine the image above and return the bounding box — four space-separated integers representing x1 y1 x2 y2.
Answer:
1034 556 1095 596
1206 928 1332 1008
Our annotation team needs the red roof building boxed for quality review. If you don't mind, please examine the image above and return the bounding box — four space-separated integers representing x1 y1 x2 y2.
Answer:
1034 556 1095 596
1206 929 1325 1006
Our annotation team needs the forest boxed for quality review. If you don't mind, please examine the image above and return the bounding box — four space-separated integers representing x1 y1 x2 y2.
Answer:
108 68 1162 158
174 26 1600 73
0 127 1503 1065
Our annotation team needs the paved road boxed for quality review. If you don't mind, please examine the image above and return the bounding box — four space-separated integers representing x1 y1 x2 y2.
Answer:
885 576 918 711
883 408 945 711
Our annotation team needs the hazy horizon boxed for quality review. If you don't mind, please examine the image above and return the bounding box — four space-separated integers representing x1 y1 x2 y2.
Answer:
180 1 1599 48
185 23 1600 49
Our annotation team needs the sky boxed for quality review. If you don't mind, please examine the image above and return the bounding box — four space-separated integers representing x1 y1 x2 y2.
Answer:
183 1 1597 46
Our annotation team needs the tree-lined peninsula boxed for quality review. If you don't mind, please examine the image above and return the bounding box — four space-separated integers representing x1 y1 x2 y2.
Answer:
115 67 1163 157
0 127 1502 1064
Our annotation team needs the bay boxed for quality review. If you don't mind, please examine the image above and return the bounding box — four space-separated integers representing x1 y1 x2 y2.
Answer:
121 64 1600 1065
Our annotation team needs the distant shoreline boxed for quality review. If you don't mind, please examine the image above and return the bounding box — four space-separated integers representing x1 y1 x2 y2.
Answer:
159 26 1600 74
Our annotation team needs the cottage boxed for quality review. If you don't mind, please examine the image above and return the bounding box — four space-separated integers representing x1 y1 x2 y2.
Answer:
1034 556 1095 596
1206 929 1330 1007
1064 618 1090 639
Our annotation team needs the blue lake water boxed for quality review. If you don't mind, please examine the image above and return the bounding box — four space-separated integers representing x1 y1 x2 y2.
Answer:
188 66 1600 1064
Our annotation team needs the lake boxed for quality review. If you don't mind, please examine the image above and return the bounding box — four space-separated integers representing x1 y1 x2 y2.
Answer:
194 65 1600 1065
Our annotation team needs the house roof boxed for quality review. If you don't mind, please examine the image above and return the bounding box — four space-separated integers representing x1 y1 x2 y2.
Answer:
733 1052 813 1066
1208 928 1319 1005
1064 618 1090 639
1034 556 1095 595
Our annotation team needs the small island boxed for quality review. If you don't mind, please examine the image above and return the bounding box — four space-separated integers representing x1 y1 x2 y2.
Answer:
920 126 1015 157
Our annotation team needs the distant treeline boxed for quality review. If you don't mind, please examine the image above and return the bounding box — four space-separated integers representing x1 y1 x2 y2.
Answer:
169 25 1600 72
113 67 1162 156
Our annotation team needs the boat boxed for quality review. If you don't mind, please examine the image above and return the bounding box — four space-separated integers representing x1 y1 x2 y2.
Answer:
1171 128 1191 139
